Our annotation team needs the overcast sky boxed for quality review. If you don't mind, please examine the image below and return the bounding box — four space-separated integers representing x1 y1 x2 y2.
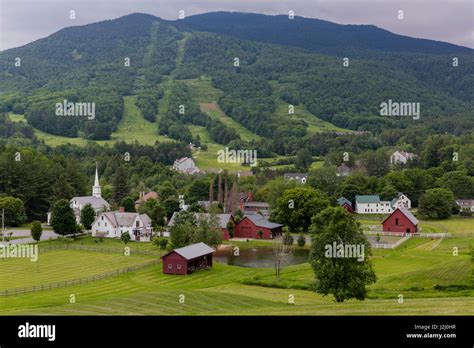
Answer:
0 0 473 51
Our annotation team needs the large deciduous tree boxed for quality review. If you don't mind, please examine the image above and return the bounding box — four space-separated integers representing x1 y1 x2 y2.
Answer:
309 207 376 302
418 188 456 219
51 199 77 236
80 203 96 230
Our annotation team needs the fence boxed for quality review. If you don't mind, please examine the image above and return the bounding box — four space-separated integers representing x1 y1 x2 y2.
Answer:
412 233 451 238
0 259 161 297
371 234 412 249
364 231 406 237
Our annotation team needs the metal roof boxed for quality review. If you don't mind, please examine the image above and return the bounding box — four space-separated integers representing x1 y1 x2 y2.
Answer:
71 196 110 209
398 207 419 225
355 195 380 204
337 197 352 206
171 242 215 260
246 215 282 229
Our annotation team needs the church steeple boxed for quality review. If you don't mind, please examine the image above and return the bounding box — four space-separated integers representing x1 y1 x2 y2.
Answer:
92 164 101 198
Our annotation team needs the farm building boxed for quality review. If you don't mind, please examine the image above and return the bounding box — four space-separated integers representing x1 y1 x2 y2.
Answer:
382 207 419 233
234 215 283 239
391 192 411 210
162 242 214 275
168 212 234 240
456 199 474 213
355 195 393 214
337 197 353 213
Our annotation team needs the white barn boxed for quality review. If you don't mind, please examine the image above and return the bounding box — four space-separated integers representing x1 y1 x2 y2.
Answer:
355 195 393 214
391 193 411 210
172 157 200 174
390 151 417 165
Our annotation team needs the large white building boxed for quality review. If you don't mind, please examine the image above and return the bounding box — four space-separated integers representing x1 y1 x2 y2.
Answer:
355 195 393 214
172 157 200 175
91 211 153 242
390 151 417 165
47 165 110 225
391 193 411 210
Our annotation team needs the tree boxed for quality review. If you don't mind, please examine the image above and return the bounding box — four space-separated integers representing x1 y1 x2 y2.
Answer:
271 186 330 232
308 165 340 196
80 203 96 230
272 237 293 281
227 221 235 239
260 178 297 208
153 237 168 249
361 150 390 177
0 196 27 227
51 199 77 236
30 221 43 243
418 188 456 219
439 171 474 199
112 165 129 204
295 147 313 171
234 209 244 222
138 199 166 227
282 232 294 245
380 184 398 201
120 196 136 212
309 207 376 302
121 231 131 245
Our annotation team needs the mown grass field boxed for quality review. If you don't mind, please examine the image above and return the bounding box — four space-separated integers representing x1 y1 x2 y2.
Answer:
0 234 472 315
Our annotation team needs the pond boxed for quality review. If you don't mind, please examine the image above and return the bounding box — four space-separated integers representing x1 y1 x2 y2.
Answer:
214 247 310 268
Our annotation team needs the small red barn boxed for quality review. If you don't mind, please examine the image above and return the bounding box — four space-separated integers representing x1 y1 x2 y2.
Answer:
337 197 353 213
382 207 419 233
162 242 215 275
234 215 283 239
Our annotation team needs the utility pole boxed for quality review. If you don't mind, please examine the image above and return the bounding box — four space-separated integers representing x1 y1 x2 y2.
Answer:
1 208 4 242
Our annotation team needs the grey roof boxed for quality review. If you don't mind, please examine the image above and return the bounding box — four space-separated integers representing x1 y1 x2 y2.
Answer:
337 197 351 206
355 195 380 204
243 201 270 208
397 207 419 226
71 196 110 209
456 199 474 207
103 212 152 228
246 215 282 229
172 242 215 260
168 212 232 229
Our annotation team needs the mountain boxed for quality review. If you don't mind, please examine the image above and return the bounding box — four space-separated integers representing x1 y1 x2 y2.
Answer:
180 12 473 56
0 12 473 155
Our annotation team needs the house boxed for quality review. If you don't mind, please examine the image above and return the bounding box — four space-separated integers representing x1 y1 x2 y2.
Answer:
284 173 308 184
242 201 270 216
48 165 110 225
456 199 474 213
173 157 200 174
91 210 153 242
336 163 351 177
134 191 158 210
337 197 353 213
162 242 214 275
390 151 417 165
168 212 234 240
382 207 419 233
391 193 411 210
234 215 283 239
355 195 393 214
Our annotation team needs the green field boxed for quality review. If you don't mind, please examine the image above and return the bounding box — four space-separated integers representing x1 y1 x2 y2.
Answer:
0 235 472 315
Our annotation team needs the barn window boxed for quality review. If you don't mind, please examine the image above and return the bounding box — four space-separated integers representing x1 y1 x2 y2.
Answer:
395 218 399 225
168 264 172 269
177 264 181 270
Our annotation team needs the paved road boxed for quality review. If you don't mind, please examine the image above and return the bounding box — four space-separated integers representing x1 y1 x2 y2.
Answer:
1 229 60 244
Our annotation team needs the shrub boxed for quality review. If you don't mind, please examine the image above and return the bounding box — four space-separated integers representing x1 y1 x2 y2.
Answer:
283 232 294 245
153 237 168 249
297 233 306 247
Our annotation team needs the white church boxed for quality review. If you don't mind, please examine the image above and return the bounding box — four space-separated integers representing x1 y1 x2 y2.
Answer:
47 165 110 225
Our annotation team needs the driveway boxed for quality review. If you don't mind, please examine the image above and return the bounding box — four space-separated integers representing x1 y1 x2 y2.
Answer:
1 229 60 244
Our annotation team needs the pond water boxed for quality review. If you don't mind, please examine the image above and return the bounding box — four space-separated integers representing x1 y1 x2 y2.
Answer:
214 247 310 268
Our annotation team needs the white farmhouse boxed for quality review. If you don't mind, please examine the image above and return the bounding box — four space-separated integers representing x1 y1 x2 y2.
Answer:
91 211 153 242
173 157 200 174
355 195 393 214
390 151 417 165
391 193 411 210
456 199 474 213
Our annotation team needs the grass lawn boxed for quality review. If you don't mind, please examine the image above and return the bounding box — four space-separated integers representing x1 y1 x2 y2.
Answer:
0 234 472 315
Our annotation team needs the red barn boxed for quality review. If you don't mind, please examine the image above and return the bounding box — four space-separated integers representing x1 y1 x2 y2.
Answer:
234 215 283 239
162 242 214 275
382 207 419 233
337 197 353 213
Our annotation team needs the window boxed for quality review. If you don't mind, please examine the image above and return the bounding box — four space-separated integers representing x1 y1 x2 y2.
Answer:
177 264 181 270
136 221 140 227
101 216 104 220
105 222 107 227
395 218 399 225
98 222 100 227
168 264 172 269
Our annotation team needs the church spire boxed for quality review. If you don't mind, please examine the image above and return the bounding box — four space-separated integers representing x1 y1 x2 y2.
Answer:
92 163 101 198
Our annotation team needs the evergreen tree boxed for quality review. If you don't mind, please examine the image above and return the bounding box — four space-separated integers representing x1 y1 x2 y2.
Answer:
112 165 129 204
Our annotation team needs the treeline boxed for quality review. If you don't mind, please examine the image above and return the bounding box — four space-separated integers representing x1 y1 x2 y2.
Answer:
135 87 164 122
